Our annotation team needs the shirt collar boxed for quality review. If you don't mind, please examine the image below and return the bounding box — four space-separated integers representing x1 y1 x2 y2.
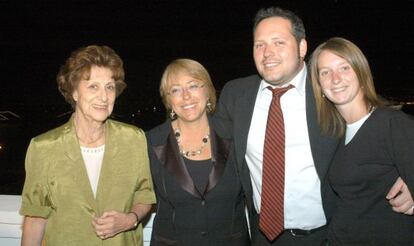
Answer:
259 63 307 97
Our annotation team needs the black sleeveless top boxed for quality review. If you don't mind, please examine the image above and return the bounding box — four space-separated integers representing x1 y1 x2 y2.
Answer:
183 157 213 193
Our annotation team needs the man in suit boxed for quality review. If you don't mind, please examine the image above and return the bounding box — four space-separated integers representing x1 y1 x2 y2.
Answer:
214 6 414 246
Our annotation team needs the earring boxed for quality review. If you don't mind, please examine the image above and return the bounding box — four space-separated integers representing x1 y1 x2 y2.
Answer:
322 94 326 98
206 100 212 113
170 109 176 119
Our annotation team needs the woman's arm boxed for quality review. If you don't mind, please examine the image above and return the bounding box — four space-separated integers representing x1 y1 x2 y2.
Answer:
129 203 152 226
21 216 47 246
92 203 153 239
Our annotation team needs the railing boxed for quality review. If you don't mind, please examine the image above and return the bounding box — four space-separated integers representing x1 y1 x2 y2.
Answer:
0 111 20 121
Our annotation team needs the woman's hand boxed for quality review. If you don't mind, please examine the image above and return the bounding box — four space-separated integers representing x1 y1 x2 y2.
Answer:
92 211 136 240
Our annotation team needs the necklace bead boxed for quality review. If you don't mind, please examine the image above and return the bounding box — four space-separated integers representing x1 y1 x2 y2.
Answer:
174 127 209 158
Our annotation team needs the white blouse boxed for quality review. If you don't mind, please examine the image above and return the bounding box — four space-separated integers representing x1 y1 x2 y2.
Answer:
80 145 105 197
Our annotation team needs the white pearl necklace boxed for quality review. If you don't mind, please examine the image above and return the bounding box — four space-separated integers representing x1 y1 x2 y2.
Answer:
81 145 105 154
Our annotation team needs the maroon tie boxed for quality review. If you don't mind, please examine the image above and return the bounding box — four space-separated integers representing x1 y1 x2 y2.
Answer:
259 85 293 241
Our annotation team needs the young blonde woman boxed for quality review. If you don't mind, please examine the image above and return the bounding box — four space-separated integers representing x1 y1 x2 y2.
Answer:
310 37 414 245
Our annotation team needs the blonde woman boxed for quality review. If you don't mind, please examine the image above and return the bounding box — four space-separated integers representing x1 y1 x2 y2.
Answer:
146 59 250 246
310 37 414 245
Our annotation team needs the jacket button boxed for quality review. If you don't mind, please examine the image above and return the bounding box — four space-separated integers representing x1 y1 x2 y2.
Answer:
201 200 205 206
201 231 207 237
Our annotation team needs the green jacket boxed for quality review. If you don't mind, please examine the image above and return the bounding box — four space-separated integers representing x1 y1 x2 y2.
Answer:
20 116 156 245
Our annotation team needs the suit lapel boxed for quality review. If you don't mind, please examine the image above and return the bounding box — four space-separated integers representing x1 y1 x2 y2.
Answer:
152 127 201 198
234 77 261 169
151 121 230 198
95 120 120 207
204 129 228 194
305 76 338 180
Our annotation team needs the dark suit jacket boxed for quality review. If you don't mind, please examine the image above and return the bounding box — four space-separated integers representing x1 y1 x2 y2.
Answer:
214 74 339 229
146 119 250 246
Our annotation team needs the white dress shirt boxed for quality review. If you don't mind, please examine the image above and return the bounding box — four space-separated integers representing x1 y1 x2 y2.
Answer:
245 65 326 230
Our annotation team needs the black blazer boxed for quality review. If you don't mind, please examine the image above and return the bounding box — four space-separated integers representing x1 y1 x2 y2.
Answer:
214 74 339 224
146 119 250 246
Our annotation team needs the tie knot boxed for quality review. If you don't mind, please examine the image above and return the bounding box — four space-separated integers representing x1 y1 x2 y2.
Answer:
268 84 294 97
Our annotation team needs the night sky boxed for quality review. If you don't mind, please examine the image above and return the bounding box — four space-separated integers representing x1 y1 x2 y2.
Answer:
1 0 413 131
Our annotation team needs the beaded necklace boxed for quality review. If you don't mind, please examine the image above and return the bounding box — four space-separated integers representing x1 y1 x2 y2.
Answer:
174 127 210 158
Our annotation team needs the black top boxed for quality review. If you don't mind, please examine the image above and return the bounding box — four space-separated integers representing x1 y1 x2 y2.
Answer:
328 107 414 245
184 158 213 194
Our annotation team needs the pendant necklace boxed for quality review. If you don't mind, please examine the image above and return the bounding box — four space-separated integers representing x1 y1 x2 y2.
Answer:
174 126 210 158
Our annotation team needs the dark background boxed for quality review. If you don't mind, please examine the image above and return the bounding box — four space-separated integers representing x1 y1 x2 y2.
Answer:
1 0 413 194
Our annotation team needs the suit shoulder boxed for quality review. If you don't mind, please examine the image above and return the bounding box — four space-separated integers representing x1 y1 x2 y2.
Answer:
223 74 261 89
31 122 69 144
146 120 170 145
219 75 261 102
375 107 414 122
108 119 145 137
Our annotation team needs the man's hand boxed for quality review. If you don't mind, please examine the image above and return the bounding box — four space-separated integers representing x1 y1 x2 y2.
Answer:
386 177 414 215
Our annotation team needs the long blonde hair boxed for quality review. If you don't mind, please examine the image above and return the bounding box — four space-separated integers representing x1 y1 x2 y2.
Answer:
309 37 386 137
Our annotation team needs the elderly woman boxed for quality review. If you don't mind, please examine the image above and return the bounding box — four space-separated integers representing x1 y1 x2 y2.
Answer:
146 59 250 246
310 37 414 245
20 45 156 246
